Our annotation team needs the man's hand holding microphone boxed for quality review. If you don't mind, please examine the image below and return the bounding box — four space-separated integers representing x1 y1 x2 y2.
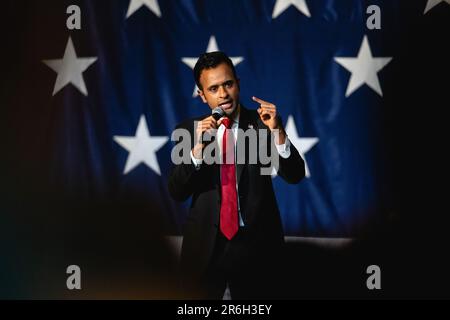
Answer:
192 107 225 160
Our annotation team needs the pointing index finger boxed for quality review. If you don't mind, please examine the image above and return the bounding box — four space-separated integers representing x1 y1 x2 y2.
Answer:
252 96 270 105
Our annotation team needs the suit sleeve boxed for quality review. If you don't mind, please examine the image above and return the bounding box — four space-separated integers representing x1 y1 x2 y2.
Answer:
276 138 306 184
259 117 305 184
167 123 202 202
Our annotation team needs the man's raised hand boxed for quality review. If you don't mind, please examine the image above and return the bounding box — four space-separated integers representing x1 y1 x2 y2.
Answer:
252 96 286 145
252 96 281 130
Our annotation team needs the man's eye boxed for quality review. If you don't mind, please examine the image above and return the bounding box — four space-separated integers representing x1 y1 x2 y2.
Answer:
210 87 217 92
225 82 234 88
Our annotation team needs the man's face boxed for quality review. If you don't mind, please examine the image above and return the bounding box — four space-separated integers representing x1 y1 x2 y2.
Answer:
197 63 240 117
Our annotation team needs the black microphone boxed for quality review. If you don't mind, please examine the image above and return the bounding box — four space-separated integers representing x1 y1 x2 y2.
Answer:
202 107 225 144
211 106 225 121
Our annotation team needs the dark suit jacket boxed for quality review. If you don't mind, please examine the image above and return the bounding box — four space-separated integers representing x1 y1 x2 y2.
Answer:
168 106 305 277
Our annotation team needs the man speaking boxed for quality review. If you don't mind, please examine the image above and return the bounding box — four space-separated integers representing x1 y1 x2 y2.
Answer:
168 51 305 299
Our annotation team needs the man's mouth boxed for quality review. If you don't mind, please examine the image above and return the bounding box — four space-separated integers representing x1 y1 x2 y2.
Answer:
219 101 233 110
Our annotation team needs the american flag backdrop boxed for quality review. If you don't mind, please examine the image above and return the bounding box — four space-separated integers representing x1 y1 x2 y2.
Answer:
1 0 449 298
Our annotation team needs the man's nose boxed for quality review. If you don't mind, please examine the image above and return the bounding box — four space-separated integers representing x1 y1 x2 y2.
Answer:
218 85 228 98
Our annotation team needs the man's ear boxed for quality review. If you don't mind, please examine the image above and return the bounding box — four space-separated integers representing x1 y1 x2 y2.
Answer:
198 89 207 103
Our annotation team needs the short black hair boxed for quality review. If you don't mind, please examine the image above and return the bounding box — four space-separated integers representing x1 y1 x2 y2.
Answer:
193 51 237 90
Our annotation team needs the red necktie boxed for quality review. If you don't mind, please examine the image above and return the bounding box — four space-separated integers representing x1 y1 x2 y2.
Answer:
220 118 238 240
